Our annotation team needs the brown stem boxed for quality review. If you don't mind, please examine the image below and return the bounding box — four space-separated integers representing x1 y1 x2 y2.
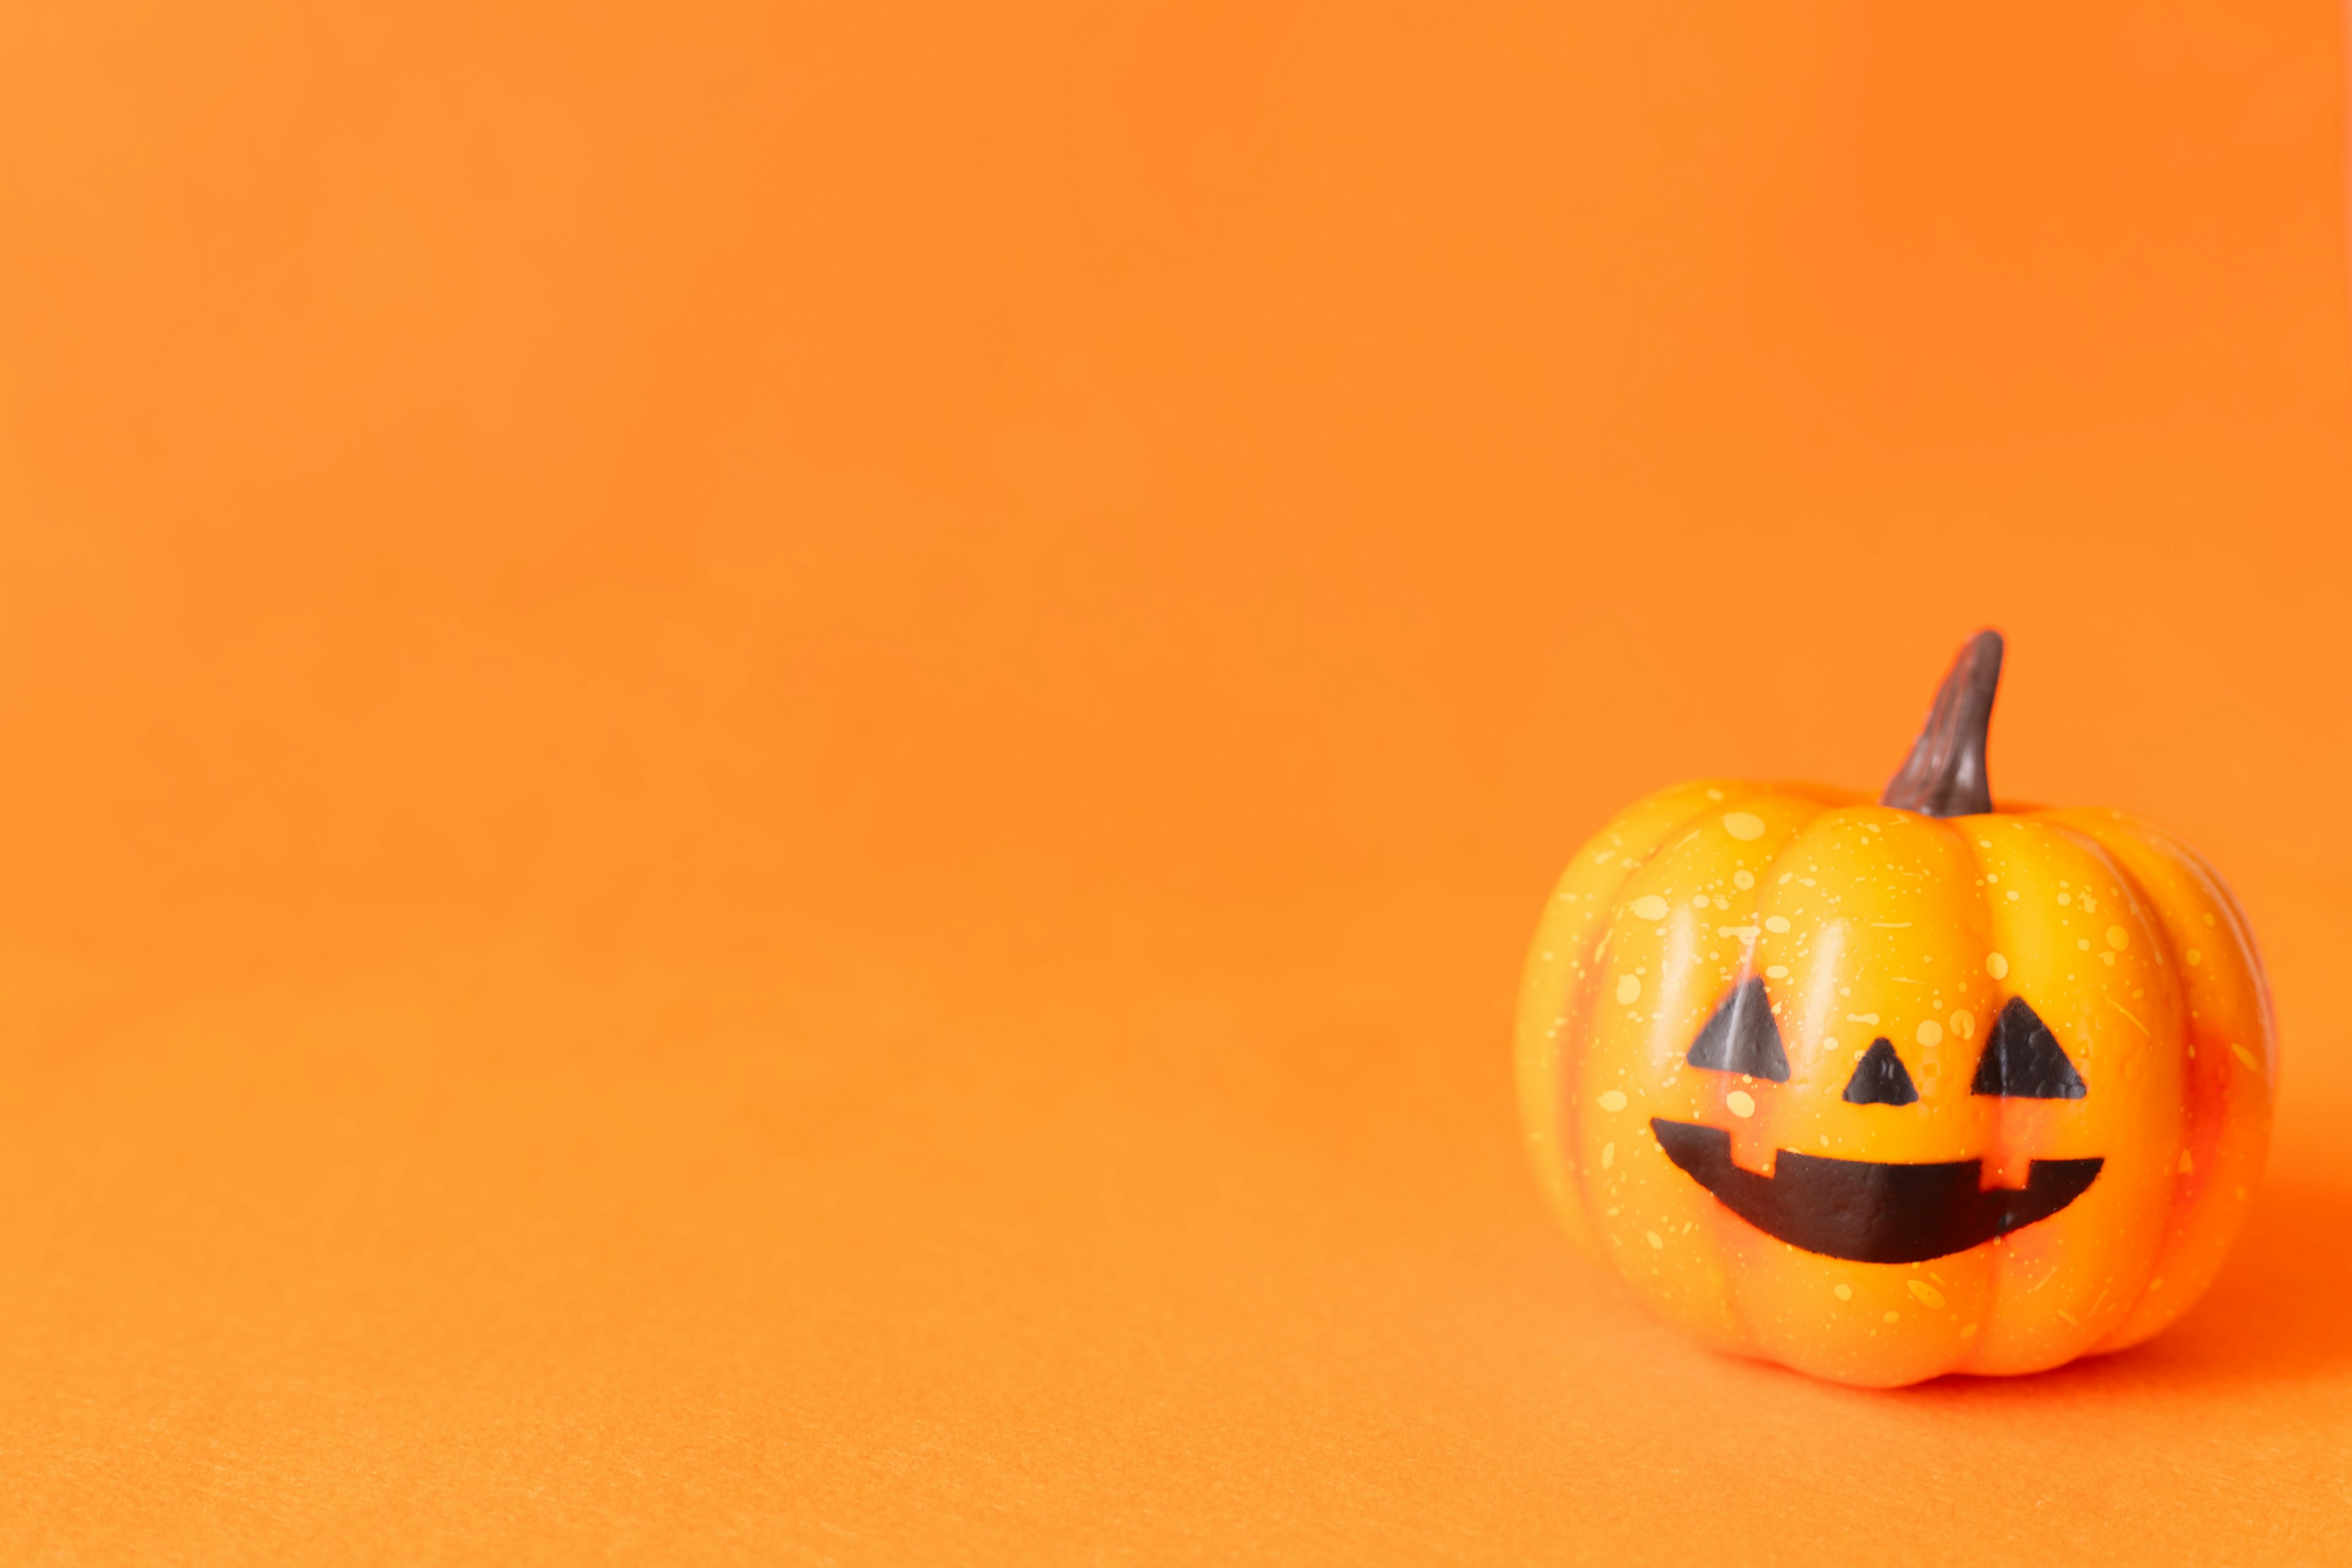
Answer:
1881 630 2003 817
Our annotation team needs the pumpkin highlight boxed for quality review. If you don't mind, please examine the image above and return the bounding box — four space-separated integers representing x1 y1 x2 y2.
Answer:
1514 632 2274 1386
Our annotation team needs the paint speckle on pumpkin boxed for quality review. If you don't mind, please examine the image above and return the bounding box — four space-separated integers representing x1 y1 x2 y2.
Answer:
2107 925 2129 951
1906 1280 1946 1309
1986 953 2010 979
2186 949 2202 966
2007 889 2021 902
1822 1035 1841 1053
1726 1090 1756 1118
1733 870 1755 891
2077 938 2091 952
1916 1020 1943 1048
1646 1231 1664 1250
1616 975 1643 1005
1833 1283 1852 1300
1765 964 1789 979
1961 1323 1979 1338
1630 895 1670 921
1883 1311 1900 1324
1601 1142 1616 1170
1722 812 1766 841
2230 1043 2260 1072
1951 1009 1975 1039
1764 916 1791 933
2058 892 2072 907
2177 1150 2193 1174
1597 1090 1628 1112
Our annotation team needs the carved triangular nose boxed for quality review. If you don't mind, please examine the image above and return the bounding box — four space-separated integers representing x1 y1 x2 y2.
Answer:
1842 1038 1920 1105
1972 997 2089 1099
1684 977 1790 1082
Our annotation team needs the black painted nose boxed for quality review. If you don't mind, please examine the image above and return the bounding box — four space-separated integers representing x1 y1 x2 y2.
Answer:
1842 1038 1920 1105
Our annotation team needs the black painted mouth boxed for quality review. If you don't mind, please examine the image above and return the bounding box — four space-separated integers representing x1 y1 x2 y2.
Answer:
1648 1118 2104 1264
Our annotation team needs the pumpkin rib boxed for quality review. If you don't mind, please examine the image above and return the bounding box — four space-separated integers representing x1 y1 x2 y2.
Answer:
2038 809 2275 1354
2087 811 2276 1078
1550 782 1789 1261
2035 818 2194 1355
1934 822 2175 1370
1932 811 2007 1381
1515 780 1763 1256
1705 795 1858 1370
1592 784 1839 1355
1516 783 1717 1253
1929 815 2007 1379
1963 818 2189 1374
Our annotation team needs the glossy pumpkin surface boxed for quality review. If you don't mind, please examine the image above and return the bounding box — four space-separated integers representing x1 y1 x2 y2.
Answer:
1513 651 2273 1387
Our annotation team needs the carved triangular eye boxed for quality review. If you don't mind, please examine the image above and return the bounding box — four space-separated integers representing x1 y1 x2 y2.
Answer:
1972 997 2087 1099
1842 1038 1920 1105
1684 977 1790 1082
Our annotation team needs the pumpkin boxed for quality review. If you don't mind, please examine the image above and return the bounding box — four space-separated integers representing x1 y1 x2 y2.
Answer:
1513 632 2274 1386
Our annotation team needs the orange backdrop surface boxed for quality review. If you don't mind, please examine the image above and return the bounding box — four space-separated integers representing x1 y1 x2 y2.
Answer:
2 2 2350 1562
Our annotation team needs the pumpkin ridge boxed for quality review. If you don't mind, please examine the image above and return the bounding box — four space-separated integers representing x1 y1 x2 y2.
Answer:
2042 817 2196 1351
1621 790 1836 1363
1555 782 1796 1246
1515 779 1774 1256
2037 810 2272 1354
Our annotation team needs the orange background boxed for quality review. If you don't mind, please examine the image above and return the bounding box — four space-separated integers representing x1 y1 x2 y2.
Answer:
2 1 2349 1560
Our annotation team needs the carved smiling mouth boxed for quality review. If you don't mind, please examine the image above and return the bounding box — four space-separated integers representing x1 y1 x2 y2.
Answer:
1648 1118 2104 1264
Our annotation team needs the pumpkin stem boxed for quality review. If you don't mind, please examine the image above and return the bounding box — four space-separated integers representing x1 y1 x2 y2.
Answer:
1881 630 2003 817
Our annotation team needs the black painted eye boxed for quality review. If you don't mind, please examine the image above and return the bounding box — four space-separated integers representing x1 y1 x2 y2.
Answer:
1842 1039 1920 1105
1684 977 1790 1082
1972 997 2088 1099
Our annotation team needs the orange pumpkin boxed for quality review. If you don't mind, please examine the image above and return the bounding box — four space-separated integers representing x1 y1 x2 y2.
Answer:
1514 632 2273 1385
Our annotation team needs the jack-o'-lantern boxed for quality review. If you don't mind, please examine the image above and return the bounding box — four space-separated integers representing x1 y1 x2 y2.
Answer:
1514 631 2273 1386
